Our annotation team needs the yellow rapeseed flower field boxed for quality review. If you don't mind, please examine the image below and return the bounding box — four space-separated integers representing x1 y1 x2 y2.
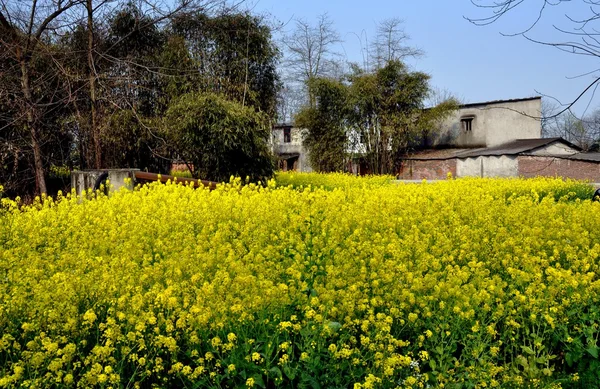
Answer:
0 175 598 388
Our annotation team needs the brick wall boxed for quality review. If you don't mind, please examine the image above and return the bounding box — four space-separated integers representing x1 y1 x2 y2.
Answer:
518 156 600 181
398 159 457 180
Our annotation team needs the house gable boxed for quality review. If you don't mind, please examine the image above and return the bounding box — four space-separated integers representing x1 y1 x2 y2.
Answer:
433 96 542 148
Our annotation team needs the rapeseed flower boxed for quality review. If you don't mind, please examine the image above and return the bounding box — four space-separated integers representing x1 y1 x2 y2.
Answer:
0 175 598 387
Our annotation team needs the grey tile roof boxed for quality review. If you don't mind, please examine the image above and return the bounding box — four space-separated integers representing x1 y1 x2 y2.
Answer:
458 96 541 109
404 138 583 160
564 152 600 162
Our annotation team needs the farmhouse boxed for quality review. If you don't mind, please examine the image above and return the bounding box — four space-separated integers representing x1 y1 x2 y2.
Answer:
273 96 600 180
271 122 312 172
399 96 600 180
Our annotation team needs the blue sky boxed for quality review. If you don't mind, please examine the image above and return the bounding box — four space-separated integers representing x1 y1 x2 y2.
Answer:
247 0 600 116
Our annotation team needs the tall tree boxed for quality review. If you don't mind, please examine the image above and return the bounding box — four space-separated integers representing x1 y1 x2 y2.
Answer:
169 11 280 116
295 77 349 172
0 0 85 194
296 60 458 175
348 60 458 174
282 13 341 106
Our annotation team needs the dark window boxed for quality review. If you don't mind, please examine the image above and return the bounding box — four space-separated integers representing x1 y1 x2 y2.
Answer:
461 117 473 132
284 128 291 143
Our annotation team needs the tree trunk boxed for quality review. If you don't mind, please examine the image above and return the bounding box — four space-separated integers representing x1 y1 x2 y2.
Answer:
87 0 101 169
20 57 47 195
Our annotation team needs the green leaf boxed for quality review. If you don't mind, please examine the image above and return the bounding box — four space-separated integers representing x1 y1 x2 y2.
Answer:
269 366 282 380
283 365 296 380
587 345 599 359
565 352 574 367
429 359 437 371
521 346 535 355
252 375 266 388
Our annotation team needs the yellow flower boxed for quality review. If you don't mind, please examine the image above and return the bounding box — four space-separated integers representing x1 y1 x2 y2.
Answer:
1 174 596 386
251 352 262 363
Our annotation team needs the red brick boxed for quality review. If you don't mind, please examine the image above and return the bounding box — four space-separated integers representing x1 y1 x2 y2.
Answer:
518 156 600 181
398 159 457 180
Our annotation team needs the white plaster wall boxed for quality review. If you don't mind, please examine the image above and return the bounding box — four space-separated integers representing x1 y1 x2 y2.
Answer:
434 98 542 148
457 156 518 177
482 155 518 177
457 157 483 177
529 142 579 156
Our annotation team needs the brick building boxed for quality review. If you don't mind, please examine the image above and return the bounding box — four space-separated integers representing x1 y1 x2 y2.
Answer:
399 97 600 181
398 138 600 180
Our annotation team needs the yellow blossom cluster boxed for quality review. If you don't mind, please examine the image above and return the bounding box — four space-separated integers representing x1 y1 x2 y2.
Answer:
0 175 598 388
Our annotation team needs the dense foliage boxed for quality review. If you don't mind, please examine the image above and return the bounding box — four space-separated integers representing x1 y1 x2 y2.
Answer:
1 176 599 388
0 3 280 196
295 61 459 175
165 93 275 183
295 78 350 172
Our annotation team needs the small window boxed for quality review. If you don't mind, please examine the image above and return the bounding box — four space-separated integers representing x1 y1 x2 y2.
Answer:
283 128 291 143
461 117 474 132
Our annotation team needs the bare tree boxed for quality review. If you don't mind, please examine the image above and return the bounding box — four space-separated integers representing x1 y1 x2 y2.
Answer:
282 13 341 106
370 18 422 70
276 83 304 123
467 0 600 118
0 0 86 194
582 108 600 149
541 98 561 137
542 106 596 149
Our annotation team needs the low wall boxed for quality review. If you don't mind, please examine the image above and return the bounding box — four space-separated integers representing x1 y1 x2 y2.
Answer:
518 156 600 181
457 155 518 178
398 159 457 180
71 169 138 195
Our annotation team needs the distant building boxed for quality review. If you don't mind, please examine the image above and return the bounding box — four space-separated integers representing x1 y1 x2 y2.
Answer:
274 96 600 181
400 96 600 181
271 123 312 172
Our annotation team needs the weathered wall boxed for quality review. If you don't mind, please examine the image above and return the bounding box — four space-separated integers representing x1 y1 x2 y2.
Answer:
457 155 518 177
398 159 457 180
400 153 600 181
272 127 304 149
71 169 137 195
434 98 542 148
518 156 600 181
272 127 312 172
